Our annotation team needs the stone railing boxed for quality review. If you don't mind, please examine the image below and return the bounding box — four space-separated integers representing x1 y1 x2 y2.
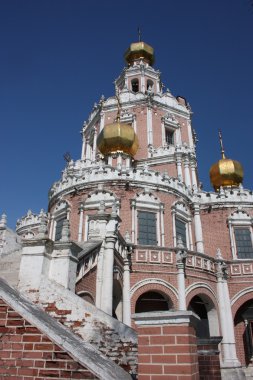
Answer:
49 163 192 202
134 246 216 274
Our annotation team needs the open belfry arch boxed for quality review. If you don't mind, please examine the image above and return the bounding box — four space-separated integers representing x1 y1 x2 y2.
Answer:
1 37 253 380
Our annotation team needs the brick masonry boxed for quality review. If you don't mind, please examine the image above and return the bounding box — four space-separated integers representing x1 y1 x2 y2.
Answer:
134 312 200 380
0 298 99 380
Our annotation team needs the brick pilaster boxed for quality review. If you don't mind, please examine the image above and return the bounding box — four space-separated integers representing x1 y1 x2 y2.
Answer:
133 311 200 380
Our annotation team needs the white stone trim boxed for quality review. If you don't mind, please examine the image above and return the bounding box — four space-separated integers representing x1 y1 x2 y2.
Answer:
230 287 253 306
185 282 217 301
130 278 178 300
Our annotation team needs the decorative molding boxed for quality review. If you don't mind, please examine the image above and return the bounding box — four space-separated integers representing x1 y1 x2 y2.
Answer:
130 278 178 299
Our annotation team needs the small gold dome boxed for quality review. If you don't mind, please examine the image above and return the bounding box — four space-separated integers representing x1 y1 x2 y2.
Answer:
210 158 244 192
124 41 154 66
210 131 244 191
97 121 139 157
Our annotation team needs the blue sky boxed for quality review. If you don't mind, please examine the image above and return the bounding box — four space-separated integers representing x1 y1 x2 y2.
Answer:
1 0 253 228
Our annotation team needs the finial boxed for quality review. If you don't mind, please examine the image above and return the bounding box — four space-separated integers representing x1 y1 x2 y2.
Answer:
218 130 226 159
138 27 141 42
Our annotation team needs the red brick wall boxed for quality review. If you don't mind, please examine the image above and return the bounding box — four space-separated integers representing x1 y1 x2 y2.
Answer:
197 339 222 380
136 323 199 380
0 298 98 379
76 267 97 303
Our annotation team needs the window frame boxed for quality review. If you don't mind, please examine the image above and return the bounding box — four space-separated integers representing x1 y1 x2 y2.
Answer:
228 209 253 260
171 202 192 250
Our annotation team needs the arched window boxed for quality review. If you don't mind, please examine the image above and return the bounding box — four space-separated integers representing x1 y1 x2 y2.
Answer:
135 291 170 313
131 79 139 93
147 79 154 92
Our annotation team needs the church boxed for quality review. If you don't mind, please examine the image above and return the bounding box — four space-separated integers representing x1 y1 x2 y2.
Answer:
0 39 253 380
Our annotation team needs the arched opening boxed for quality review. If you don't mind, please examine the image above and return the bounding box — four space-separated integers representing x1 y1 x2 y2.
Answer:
131 78 139 93
77 291 95 305
135 291 170 313
113 279 123 321
147 79 154 92
234 299 253 366
189 295 210 338
188 294 219 339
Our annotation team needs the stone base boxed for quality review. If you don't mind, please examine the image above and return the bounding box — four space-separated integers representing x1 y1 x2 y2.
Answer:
221 367 246 380
243 366 253 379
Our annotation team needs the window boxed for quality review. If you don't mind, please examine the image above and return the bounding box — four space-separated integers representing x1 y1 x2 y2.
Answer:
234 228 253 259
55 218 65 241
165 129 174 145
138 211 157 245
171 202 192 249
175 217 187 247
228 209 253 259
131 79 139 93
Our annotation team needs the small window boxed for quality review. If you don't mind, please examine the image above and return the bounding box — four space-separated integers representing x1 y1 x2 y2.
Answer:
138 211 157 246
165 129 174 145
55 218 65 241
176 218 187 247
131 79 139 93
234 228 253 259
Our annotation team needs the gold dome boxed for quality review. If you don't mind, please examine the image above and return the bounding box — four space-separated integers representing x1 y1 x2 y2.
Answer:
97 121 139 157
210 158 244 191
209 131 243 191
124 41 154 66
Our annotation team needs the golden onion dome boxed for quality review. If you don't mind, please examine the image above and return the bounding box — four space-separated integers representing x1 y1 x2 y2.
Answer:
97 121 139 157
209 131 244 191
124 41 154 66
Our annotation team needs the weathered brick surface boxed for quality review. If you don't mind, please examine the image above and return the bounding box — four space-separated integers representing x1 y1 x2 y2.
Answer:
0 298 98 379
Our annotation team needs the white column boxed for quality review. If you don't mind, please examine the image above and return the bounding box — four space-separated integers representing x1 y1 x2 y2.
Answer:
176 250 187 311
193 204 204 253
160 205 165 246
176 153 183 181
172 211 177 247
190 161 198 187
175 128 182 145
123 257 131 326
133 115 137 133
216 261 241 368
161 120 165 145
141 72 145 93
228 221 236 259
147 106 153 146
100 112 105 132
183 157 191 187
81 135 86 160
188 222 193 251
49 216 54 240
131 201 136 243
78 204 84 242
187 120 194 148
100 235 116 315
96 244 104 308
92 128 97 161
